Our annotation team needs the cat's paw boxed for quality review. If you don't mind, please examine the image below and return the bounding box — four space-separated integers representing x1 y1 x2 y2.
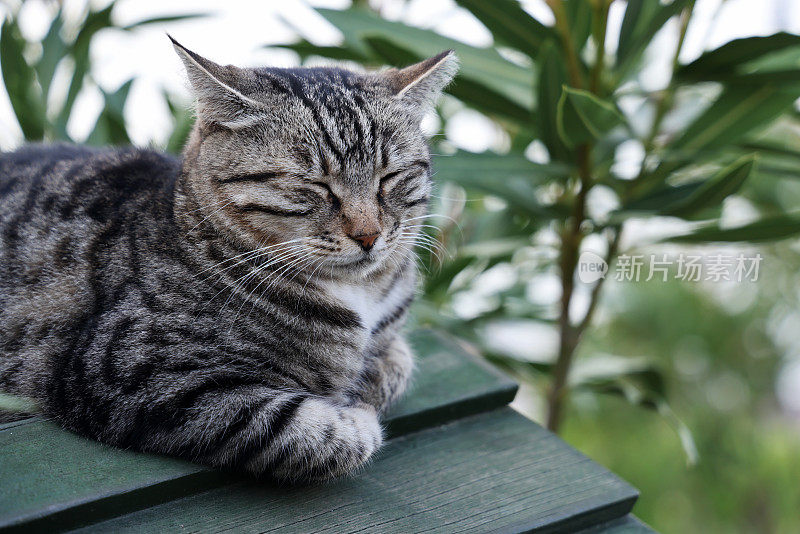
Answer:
384 336 415 387
254 397 383 482
361 336 415 412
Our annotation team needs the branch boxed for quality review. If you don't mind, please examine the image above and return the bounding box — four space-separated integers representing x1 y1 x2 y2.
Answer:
546 0 584 88
544 0 613 433
631 2 695 190
589 1 611 94
576 227 620 338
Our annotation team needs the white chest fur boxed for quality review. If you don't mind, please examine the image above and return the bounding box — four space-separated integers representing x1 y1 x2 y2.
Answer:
324 278 407 335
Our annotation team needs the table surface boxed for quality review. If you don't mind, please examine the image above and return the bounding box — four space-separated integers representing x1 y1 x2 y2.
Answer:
0 329 652 533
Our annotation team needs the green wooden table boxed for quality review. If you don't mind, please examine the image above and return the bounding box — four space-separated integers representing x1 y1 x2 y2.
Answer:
0 330 653 533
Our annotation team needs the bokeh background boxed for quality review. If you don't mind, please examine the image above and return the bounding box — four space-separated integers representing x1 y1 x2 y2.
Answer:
2 1 800 532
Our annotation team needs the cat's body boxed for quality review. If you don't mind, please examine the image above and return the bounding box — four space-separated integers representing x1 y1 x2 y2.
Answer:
0 41 457 481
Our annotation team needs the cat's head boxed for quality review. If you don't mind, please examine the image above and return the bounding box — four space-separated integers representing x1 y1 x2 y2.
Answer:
172 37 458 278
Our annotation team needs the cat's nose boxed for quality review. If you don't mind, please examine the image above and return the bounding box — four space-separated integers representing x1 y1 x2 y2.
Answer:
349 231 380 251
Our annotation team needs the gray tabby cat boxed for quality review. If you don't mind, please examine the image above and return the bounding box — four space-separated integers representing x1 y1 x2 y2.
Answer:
0 37 457 481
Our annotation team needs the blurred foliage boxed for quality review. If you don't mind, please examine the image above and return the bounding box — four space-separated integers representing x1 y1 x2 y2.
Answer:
0 0 201 149
290 0 800 443
564 265 800 533
4 0 800 531
287 2 800 531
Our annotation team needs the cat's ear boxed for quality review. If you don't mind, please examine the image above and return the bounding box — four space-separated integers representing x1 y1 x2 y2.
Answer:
169 35 263 127
385 51 458 111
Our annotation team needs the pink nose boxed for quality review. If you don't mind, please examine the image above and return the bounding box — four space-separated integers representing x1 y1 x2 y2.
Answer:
350 232 380 251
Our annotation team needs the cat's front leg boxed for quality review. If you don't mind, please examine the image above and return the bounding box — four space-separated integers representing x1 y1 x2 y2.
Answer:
56 381 382 482
355 335 415 413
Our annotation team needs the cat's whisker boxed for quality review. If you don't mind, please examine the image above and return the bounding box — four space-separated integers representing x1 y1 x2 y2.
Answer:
245 253 322 324
215 244 308 320
261 252 318 296
230 245 308 294
198 244 294 286
201 242 305 306
301 256 328 298
401 227 445 242
399 231 449 258
285 253 324 287
235 250 319 326
401 223 443 233
197 238 305 279
401 213 462 230
196 248 304 330
227 248 312 334
185 199 236 235
185 197 235 214
428 192 481 203
393 246 429 274
405 214 464 238
400 230 447 253
398 238 445 265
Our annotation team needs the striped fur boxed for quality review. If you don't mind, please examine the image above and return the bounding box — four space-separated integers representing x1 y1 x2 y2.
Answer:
0 42 458 482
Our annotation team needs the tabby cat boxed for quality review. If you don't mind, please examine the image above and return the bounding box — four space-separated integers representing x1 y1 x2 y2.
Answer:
0 37 458 481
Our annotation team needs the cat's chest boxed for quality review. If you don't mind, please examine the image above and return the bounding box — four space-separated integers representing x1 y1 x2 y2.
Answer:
324 280 405 336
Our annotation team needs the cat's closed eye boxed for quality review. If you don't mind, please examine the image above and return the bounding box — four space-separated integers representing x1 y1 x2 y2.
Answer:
216 171 281 184
311 181 341 210
379 160 430 200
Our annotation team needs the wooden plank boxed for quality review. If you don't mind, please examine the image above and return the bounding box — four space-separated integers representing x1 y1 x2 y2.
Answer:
73 408 638 534
386 329 518 436
0 329 517 533
577 515 655 533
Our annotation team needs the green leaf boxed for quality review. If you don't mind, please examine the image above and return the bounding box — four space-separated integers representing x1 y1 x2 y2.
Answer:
56 3 116 134
665 213 800 243
615 0 691 79
1 18 46 140
316 8 534 120
457 237 531 260
621 182 704 213
164 92 194 154
453 0 555 58
423 256 473 298
556 86 624 147
86 79 133 146
364 36 531 124
663 154 757 216
433 151 570 218
35 9 67 101
571 354 698 465
563 0 593 54
677 32 800 81
536 40 571 161
617 0 659 63
432 151 571 183
737 141 800 178
273 40 369 62
648 86 798 185
122 12 209 30
714 70 800 88
569 355 665 395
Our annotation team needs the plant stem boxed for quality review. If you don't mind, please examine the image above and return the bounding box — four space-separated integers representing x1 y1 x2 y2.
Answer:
544 0 612 433
630 2 694 195
589 1 611 94
546 0 584 88
546 170 587 432
576 228 620 337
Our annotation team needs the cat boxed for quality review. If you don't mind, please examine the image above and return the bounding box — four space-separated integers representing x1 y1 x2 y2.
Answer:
0 37 458 482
